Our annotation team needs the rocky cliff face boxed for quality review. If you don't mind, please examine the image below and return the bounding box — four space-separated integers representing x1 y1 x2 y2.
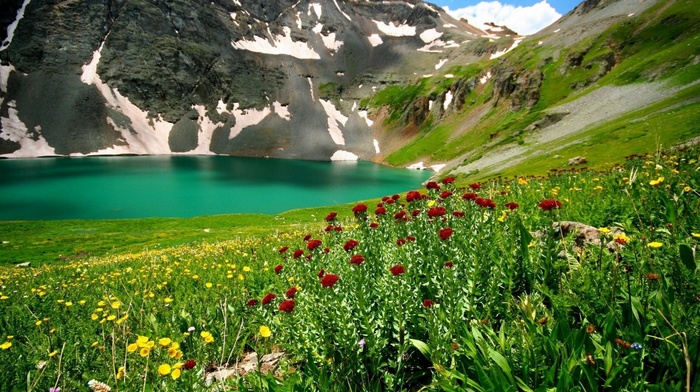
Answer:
0 0 521 160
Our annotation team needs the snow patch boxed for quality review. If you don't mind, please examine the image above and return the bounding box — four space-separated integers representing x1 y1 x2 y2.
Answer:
373 139 380 154
444 74 454 78
435 59 448 70
420 28 442 43
358 110 373 127
227 104 272 140
81 42 105 85
308 77 316 101
232 27 320 59
489 37 523 60
443 23 456 28
429 100 434 111
230 13 239 26
1 64 16 93
330 150 359 161
320 99 348 145
373 20 416 37
407 161 445 172
0 0 31 51
0 101 56 157
272 101 291 121
480 71 492 84
191 105 219 155
443 90 453 111
367 34 383 47
309 3 322 18
333 0 352 21
314 24 343 51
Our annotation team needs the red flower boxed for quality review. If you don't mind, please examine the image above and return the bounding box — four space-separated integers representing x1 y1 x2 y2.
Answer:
317 269 325 278
469 183 481 190
406 190 422 202
393 210 407 220
412 209 421 217
475 197 496 209
303 234 312 241
505 202 519 210
426 181 440 190
334 225 343 232
428 206 447 218
452 211 465 218
343 239 359 252
320 274 339 288
352 203 368 215
246 298 259 307
390 265 406 276
538 199 562 211
462 192 478 201
370 222 379 228
440 191 453 199
285 287 298 298
183 359 197 370
262 293 276 305
278 246 289 253
292 249 304 259
307 239 323 251
375 206 387 215
392 194 401 200
439 227 453 240
396 238 407 246
406 235 416 242
324 224 334 232
274 265 284 274
444 261 454 268
423 299 435 307
279 299 295 313
325 212 338 222
441 177 455 184
350 254 365 265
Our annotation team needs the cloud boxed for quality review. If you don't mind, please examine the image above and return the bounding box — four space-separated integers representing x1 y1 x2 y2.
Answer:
444 1 562 35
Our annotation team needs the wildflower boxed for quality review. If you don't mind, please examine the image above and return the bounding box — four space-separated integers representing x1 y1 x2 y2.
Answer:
325 212 338 221
111 301 121 309
200 331 214 344
428 206 447 217
586 324 596 334
693 233 700 238
475 197 496 208
599 227 611 234
440 191 453 199
307 239 323 250
292 249 304 259
317 269 325 278
158 338 171 347
205 282 213 288
87 379 112 392
49 388 61 392
183 359 196 370
164 297 173 304
422 299 434 307
0 341 11 350
243 266 252 272
452 211 465 217
426 181 440 190
405 190 422 202
375 206 387 215
649 177 664 186
358 339 366 348
518 177 529 185
127 343 138 353
538 199 562 211
441 177 455 184
279 299 295 313
504 202 519 210
396 238 407 246
469 183 481 190
646 273 660 281
262 293 277 305
684 186 692 192
647 241 663 248
139 347 150 357
274 265 284 274
631 343 643 350
613 234 630 245
320 274 339 288
390 265 406 276
285 287 297 298
344 239 359 252
48 350 59 358
350 254 365 265
278 246 289 253
444 261 454 268
259 326 272 338
439 227 453 240
158 363 171 376
352 203 368 215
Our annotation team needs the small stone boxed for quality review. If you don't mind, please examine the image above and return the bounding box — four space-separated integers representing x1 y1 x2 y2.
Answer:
568 156 587 165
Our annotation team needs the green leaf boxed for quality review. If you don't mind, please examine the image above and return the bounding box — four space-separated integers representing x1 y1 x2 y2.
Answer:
679 244 696 271
517 219 533 261
604 341 613 376
515 376 534 392
488 349 513 378
409 338 431 357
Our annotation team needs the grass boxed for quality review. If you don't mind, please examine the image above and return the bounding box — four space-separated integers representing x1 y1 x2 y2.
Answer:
1 145 699 391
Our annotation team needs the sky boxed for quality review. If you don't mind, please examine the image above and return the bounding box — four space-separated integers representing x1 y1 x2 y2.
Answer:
432 0 581 35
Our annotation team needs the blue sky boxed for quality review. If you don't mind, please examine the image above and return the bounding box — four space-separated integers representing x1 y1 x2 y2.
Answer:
432 0 582 35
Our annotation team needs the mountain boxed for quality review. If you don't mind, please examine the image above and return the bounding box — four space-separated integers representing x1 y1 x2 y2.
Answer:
0 0 520 160
1 0 698 179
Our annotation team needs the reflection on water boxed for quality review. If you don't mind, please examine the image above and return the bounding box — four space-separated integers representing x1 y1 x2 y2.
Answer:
0 156 433 220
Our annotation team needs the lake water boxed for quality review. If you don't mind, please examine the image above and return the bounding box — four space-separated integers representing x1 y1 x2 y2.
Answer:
0 156 433 220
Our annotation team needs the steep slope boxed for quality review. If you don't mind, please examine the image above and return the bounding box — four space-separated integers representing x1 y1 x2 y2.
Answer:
0 0 520 160
368 0 700 177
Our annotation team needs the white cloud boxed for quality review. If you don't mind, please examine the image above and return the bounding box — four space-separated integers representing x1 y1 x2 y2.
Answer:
444 1 561 35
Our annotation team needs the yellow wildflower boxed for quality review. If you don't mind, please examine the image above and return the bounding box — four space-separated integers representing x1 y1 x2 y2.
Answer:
649 177 664 186
243 266 252 272
35 320 42 326
648 242 663 248
171 368 181 380
599 227 611 234
127 343 138 353
158 363 171 376
0 341 11 350
164 297 173 304
111 301 121 309
48 350 59 358
205 282 213 288
140 347 150 357
158 337 171 347
259 326 272 338
107 315 116 321
692 233 700 238
116 366 126 380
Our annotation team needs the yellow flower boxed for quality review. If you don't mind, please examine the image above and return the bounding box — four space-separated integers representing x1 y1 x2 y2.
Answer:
684 186 692 192
64 301 73 307
168 347 178 358
170 342 180 350
107 315 116 321
127 343 138 352
259 326 271 338
243 266 252 272
164 297 173 304
91 341 99 347
48 350 59 358
427 200 436 207
139 347 150 357
649 177 664 186
136 336 149 347
599 227 611 234
205 282 213 288
200 331 211 338
518 177 529 185
116 366 126 380
35 320 42 326
158 337 171 347
111 301 121 309
0 341 11 350
158 363 171 376
692 233 700 238
91 313 99 321
648 242 663 248
593 185 603 191
171 368 181 380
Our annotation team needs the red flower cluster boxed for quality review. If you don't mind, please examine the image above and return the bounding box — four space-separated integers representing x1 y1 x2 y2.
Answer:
370 222 379 228
475 197 496 209
278 246 289 253
394 210 408 220
406 235 416 242
428 206 447 217
183 359 197 370
396 238 407 246
320 274 339 288
325 212 337 221
352 203 368 215
344 239 359 252
405 190 423 202
538 199 562 211
441 177 455 184
504 202 519 210
279 299 295 313
246 299 259 307
462 192 478 201
444 261 454 268
375 206 387 215
317 269 325 278
307 239 323 251
293 249 304 259
274 265 284 274
440 191 453 199
262 293 276 305
469 183 481 190
423 299 435 307
350 254 365 265
426 181 440 190
285 287 298 298
439 227 453 240
452 211 465 218
303 234 312 241
390 265 406 276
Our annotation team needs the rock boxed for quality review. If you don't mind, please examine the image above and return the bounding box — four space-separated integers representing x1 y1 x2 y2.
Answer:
568 156 587 165
15 262 31 268
204 351 285 385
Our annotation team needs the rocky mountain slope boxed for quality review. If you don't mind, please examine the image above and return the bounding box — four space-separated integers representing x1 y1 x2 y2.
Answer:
0 0 521 160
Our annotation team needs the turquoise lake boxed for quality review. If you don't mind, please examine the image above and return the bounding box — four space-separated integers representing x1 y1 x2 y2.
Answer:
0 156 433 220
